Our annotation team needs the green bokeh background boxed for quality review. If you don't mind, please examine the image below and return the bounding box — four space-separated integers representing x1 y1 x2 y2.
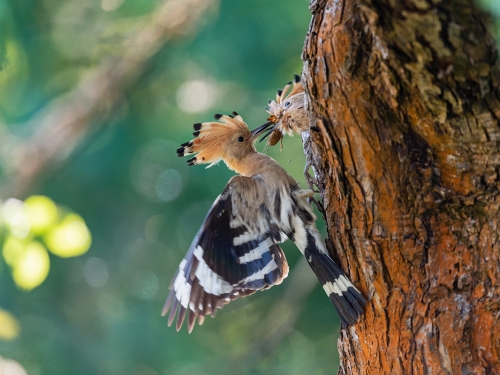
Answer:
0 1 337 374
0 1 498 374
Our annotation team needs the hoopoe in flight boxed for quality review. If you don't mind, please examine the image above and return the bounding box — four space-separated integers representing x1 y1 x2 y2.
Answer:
260 74 309 150
162 112 366 333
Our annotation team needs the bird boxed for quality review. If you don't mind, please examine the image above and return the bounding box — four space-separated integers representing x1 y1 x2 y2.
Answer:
162 112 366 333
261 74 320 193
260 74 309 150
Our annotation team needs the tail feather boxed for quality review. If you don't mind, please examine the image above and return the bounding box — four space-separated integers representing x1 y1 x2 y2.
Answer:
306 250 366 327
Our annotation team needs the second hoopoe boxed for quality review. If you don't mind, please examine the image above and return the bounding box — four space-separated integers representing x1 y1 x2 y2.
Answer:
163 112 366 333
260 74 309 150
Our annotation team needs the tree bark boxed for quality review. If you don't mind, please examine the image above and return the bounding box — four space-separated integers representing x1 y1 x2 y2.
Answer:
302 0 500 374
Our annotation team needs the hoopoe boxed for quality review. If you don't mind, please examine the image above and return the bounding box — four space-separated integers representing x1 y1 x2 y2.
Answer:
163 112 366 333
261 74 320 195
260 74 309 150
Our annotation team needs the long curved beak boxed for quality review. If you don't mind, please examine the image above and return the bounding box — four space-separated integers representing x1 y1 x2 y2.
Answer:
259 126 278 143
250 121 275 140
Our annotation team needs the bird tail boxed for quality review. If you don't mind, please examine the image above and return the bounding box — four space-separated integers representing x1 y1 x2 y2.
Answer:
305 248 367 327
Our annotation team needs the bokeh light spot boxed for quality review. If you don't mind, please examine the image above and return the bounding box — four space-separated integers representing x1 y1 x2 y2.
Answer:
12 242 50 291
130 140 186 203
24 195 59 235
83 257 109 288
0 357 28 375
101 0 124 12
0 309 21 341
44 214 91 258
130 270 159 300
1 199 30 239
176 79 218 113
155 169 183 202
2 236 26 267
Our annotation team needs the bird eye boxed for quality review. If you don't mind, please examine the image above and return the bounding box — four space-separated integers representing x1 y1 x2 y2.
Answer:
284 101 291 107
237 136 244 143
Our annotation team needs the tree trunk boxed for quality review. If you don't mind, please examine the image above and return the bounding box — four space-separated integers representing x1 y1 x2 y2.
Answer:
302 0 500 374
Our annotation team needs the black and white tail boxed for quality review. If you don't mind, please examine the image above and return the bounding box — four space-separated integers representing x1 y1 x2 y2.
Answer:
283 189 367 327
305 244 366 327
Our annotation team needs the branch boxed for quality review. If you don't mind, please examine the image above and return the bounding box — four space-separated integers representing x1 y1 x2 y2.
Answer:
1 0 217 199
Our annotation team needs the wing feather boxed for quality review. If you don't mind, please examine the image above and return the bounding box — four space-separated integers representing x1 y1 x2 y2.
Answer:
163 175 289 332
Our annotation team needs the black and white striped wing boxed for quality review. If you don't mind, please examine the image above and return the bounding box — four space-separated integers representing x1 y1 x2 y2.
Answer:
162 175 289 333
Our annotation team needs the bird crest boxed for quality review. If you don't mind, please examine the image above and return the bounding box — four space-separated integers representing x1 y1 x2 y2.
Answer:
176 112 252 168
166 109 366 333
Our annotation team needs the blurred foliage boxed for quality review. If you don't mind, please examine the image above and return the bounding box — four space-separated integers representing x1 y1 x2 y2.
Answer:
1 196 91 291
0 1 339 374
0 0 498 374
0 308 20 341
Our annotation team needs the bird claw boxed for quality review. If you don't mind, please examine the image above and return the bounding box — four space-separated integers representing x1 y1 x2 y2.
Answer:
308 196 326 221
302 160 325 220
304 161 320 194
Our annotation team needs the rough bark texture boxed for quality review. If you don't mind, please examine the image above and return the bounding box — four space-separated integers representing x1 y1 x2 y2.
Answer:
302 0 500 374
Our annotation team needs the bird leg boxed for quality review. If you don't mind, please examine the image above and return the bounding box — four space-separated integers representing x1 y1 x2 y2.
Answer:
308 195 326 222
304 160 320 194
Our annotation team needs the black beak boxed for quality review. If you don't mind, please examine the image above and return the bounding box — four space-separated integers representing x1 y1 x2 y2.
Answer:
250 121 274 138
259 125 278 143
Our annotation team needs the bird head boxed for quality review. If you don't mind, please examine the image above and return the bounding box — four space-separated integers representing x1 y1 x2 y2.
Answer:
259 74 307 150
267 74 304 121
176 112 273 172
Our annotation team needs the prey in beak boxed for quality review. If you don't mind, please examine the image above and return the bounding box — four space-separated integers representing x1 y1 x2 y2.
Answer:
250 121 276 142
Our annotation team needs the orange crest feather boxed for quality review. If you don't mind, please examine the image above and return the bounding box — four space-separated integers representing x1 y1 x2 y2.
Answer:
177 113 251 168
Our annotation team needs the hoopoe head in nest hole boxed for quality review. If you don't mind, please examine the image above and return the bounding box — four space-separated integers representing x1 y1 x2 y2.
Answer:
258 74 309 151
176 112 273 176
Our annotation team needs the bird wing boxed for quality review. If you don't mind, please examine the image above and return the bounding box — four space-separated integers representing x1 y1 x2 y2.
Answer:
163 175 289 332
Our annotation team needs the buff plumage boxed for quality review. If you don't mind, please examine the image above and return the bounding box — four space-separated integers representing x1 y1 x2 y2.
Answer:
164 112 366 333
